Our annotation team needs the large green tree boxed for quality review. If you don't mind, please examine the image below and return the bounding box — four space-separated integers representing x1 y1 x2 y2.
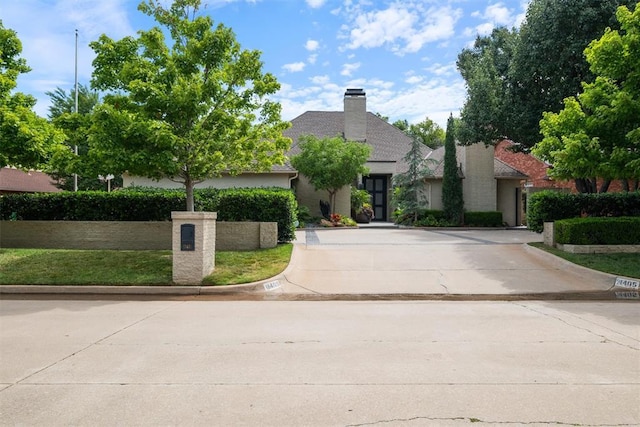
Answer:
88 0 291 210
457 27 517 146
45 84 111 191
392 117 445 149
534 3 640 192
441 115 464 225
508 0 635 150
0 21 64 169
47 84 99 118
290 135 371 214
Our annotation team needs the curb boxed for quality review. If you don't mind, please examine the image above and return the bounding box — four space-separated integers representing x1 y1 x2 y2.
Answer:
523 243 617 288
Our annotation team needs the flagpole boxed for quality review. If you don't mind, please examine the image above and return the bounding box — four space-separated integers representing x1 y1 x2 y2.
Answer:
74 29 79 192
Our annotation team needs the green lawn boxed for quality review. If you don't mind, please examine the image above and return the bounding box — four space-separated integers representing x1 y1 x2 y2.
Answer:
0 244 293 286
529 243 640 279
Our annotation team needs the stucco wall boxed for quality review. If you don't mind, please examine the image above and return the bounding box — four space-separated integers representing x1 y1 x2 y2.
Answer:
463 144 497 212
424 181 443 210
497 180 523 226
0 221 277 251
294 175 350 218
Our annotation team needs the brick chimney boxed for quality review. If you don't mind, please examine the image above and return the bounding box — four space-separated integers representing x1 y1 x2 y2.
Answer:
344 88 366 141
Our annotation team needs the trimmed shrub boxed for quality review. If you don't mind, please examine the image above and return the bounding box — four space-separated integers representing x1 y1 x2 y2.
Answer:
555 217 640 245
527 190 640 232
0 187 297 242
464 211 503 227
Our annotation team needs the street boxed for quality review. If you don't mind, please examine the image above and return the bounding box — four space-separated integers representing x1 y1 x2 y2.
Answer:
1 298 638 426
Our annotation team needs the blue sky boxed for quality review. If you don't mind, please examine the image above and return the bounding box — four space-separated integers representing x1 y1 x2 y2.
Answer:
1 0 529 128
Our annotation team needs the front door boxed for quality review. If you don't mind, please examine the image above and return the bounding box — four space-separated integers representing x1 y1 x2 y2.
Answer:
363 175 388 221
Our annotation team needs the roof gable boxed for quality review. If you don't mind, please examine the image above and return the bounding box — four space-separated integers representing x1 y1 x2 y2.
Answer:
284 111 431 173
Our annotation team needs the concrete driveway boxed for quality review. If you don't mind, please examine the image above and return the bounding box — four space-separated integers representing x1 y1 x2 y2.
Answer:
277 226 617 296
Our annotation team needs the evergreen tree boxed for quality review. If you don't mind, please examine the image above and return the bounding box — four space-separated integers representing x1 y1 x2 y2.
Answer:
442 115 464 225
391 134 432 224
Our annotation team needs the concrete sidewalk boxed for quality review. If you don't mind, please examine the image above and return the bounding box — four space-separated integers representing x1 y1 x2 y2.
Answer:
0 227 628 298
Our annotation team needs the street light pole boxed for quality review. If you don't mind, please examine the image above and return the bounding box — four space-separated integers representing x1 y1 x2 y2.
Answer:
74 29 79 192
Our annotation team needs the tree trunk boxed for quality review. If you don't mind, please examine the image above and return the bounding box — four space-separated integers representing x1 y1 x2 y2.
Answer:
575 179 587 193
599 180 611 193
328 190 336 215
185 179 195 212
622 179 630 192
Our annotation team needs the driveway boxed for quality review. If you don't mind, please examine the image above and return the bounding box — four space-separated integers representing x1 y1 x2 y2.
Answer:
278 226 616 296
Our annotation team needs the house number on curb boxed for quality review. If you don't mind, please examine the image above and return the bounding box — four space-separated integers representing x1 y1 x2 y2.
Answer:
263 280 282 291
614 277 640 290
615 291 639 300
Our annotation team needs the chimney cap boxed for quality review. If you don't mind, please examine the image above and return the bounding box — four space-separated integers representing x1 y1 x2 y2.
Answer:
345 88 365 97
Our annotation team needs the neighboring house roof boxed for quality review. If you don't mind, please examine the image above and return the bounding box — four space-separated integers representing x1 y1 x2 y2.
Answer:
494 140 572 189
425 145 527 179
0 167 62 193
284 111 430 174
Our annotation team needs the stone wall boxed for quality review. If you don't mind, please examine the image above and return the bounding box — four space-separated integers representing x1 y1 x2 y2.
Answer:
0 221 277 251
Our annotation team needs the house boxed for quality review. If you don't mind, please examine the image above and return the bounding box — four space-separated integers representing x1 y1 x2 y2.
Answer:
120 88 534 225
0 167 62 194
423 143 528 226
284 88 427 221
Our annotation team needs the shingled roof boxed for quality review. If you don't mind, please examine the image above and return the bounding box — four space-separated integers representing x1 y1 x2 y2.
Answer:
0 167 62 193
284 111 431 174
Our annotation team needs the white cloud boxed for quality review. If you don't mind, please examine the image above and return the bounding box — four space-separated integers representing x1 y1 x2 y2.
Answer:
341 62 361 77
305 39 320 51
427 63 456 76
341 3 461 55
282 62 306 73
469 2 527 36
474 22 496 36
306 0 326 8
308 54 318 65
484 3 512 25
405 76 423 84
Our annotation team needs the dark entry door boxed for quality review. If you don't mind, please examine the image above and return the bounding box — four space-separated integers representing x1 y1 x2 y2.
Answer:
363 175 387 221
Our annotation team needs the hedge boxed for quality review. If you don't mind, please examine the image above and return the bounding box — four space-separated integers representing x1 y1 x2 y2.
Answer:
0 187 297 242
398 209 503 227
527 190 640 232
463 211 503 227
555 217 640 245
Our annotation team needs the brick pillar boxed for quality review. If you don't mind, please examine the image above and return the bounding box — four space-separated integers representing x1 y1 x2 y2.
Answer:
171 211 217 285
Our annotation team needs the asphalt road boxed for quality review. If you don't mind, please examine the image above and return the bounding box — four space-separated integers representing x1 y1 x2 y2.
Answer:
1 298 638 426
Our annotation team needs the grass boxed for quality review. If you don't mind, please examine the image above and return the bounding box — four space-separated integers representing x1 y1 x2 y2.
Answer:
203 243 293 286
0 244 293 286
529 242 640 279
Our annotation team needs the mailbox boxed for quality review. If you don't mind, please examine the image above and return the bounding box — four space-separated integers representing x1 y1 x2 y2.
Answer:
180 224 195 251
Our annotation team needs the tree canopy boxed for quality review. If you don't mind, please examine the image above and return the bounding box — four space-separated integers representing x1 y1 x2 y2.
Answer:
88 0 291 210
0 21 64 169
457 0 634 150
392 117 445 149
534 3 640 192
46 85 110 191
508 0 636 149
456 27 517 146
290 135 371 214
46 84 99 119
